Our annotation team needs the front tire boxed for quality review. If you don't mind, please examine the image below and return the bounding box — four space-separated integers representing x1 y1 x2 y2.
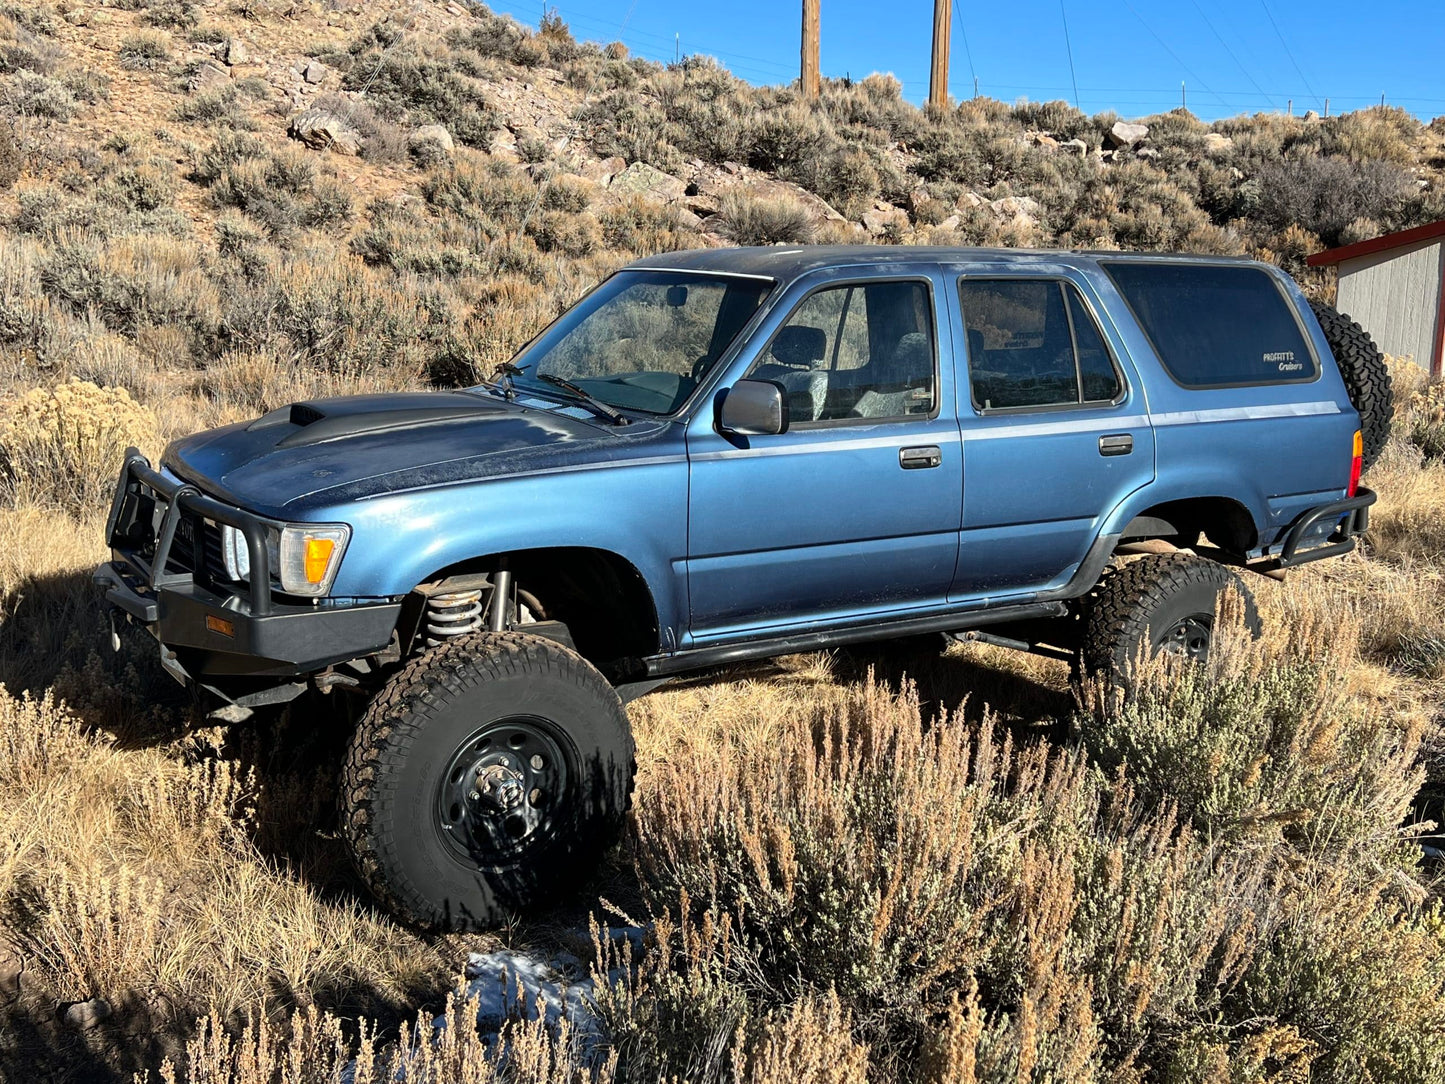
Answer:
1082 554 1260 682
340 632 634 930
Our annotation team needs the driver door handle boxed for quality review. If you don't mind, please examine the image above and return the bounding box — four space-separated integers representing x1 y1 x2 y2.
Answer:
900 445 943 469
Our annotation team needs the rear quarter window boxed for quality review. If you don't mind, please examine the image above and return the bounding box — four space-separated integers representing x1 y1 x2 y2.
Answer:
1103 263 1318 387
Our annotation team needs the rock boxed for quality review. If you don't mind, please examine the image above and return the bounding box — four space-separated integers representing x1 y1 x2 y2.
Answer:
1304 109 1320 122
1202 132 1234 155
409 124 454 155
188 61 230 93
991 195 1041 222
0 945 20 1003
608 162 687 203
288 108 362 155
1136 146 1160 160
1107 120 1149 148
302 60 329 85
937 214 961 231
63 8 90 26
1027 131 1059 149
223 38 248 65
861 206 908 236
1062 137 1088 156
63 998 111 1030
956 190 986 210
580 155 625 184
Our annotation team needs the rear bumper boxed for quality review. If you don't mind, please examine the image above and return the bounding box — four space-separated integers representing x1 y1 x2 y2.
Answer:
1267 486 1376 570
96 450 399 700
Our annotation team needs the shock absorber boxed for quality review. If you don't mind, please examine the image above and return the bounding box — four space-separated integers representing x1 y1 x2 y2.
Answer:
422 589 484 647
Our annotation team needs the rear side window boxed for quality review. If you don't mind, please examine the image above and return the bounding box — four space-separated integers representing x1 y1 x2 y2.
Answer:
1104 263 1317 387
958 279 1123 411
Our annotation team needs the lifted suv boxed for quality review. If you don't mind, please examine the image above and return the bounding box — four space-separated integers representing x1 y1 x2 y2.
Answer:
97 247 1388 929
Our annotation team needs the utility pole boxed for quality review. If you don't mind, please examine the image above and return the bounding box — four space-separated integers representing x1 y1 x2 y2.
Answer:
1181 81 1186 111
801 0 820 99
929 0 951 112
1324 97 1330 117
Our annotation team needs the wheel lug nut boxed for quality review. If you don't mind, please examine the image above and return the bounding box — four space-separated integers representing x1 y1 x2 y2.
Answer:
469 790 481 801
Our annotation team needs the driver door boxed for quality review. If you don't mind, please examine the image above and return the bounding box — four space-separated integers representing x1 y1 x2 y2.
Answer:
684 273 963 645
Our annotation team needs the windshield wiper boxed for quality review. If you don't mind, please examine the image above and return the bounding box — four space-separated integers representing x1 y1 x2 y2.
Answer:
536 373 630 426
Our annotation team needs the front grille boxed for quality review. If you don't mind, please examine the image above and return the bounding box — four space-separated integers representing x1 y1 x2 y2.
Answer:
200 520 231 582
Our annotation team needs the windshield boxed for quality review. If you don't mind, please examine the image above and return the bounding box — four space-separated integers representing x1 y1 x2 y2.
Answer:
503 270 773 415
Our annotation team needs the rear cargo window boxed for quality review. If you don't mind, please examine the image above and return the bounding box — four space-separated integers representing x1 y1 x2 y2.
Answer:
1103 263 1317 387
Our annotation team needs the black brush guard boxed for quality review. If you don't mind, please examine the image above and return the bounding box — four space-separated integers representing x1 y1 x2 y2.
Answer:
1269 486 1376 570
94 449 400 702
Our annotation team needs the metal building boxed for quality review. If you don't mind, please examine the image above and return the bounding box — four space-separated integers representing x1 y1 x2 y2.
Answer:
1308 220 1445 378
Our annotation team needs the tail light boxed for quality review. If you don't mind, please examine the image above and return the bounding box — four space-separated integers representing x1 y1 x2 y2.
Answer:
1347 429 1363 497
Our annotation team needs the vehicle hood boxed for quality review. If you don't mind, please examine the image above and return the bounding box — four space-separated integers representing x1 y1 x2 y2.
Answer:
163 391 667 517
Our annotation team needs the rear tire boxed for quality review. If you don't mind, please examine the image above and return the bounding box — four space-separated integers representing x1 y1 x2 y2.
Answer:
340 632 634 931
1083 554 1260 682
1309 300 1393 471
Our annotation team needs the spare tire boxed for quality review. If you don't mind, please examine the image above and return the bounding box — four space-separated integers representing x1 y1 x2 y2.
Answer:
1309 300 1393 471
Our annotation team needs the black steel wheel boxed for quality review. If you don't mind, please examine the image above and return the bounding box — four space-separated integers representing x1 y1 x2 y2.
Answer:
1083 553 1260 683
435 715 573 866
341 631 634 931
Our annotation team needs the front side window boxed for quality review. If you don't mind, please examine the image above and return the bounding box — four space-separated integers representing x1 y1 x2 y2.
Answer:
959 279 1123 411
1103 263 1318 387
507 270 771 414
744 280 937 424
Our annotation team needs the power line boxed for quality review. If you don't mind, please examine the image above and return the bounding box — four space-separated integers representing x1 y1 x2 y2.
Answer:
1115 0 1228 110
951 0 977 90
1059 0 1079 111
1189 0 1276 111
1258 0 1323 111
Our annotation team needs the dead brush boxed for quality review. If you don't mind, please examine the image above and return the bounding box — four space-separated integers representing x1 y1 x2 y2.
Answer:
628 676 1267 1075
1079 593 1426 864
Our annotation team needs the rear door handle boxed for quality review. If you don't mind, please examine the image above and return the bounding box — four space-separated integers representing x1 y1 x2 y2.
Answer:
1098 434 1133 457
899 445 942 469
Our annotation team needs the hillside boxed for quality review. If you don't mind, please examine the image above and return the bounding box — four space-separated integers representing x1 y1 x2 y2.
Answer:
4 1 1445 1082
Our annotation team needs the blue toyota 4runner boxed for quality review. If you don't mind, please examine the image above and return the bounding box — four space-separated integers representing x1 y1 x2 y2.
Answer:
96 247 1390 930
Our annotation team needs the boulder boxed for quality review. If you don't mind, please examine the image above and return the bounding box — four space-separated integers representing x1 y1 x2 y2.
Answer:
991 195 1041 222
63 998 111 1030
223 37 248 65
607 162 688 203
956 190 986 210
1303 109 1320 122
288 108 362 155
861 205 908 236
188 60 230 93
1136 146 1161 160
1202 132 1234 155
1106 120 1149 148
937 213 962 231
409 124 454 155
1062 137 1088 156
302 59 329 84
1027 131 1059 149
580 155 626 185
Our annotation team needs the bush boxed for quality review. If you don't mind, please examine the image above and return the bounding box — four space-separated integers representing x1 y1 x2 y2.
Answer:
1080 597 1422 861
4 69 77 119
1247 156 1416 248
119 31 171 71
713 191 815 245
0 379 158 511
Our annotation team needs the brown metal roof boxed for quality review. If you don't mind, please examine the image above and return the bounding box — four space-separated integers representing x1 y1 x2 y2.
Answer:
1307 219 1445 266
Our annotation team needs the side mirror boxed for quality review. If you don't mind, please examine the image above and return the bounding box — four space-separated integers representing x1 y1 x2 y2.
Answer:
718 379 789 436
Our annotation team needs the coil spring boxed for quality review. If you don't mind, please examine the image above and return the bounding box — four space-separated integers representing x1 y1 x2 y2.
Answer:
423 589 484 647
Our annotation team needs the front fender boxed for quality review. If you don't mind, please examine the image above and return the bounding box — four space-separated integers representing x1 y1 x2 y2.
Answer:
322 462 689 643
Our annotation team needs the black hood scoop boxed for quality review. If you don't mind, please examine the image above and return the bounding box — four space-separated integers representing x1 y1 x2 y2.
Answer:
246 392 504 449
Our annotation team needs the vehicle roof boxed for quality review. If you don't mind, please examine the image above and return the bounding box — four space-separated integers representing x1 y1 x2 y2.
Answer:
627 245 1263 282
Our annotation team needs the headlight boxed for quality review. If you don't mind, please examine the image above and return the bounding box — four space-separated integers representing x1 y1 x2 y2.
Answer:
220 523 349 597
219 524 279 582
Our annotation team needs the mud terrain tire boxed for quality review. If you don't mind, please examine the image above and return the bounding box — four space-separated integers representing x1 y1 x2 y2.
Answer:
1309 300 1393 471
1083 554 1260 681
340 631 634 931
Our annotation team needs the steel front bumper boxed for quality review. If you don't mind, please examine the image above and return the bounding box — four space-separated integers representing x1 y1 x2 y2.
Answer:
96 449 400 702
